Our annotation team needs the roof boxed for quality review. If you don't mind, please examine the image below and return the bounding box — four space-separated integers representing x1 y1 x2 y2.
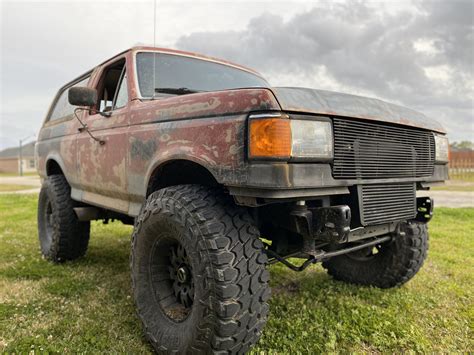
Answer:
60 46 266 98
100 46 264 77
0 141 35 158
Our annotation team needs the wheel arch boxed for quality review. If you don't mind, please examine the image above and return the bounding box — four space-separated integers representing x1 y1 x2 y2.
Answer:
146 158 219 197
46 158 65 176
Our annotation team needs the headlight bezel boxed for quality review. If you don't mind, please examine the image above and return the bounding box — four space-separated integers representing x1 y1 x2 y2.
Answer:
434 134 449 163
247 113 334 161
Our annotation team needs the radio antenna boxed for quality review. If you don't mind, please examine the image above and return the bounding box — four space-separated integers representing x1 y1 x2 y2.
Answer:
153 0 156 47
152 0 157 97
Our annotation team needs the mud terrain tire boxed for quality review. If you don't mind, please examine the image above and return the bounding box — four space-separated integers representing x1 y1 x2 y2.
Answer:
131 185 270 354
37 174 90 262
322 221 428 288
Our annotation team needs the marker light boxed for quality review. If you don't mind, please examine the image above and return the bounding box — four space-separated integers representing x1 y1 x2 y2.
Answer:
249 118 291 159
434 135 449 163
248 114 333 160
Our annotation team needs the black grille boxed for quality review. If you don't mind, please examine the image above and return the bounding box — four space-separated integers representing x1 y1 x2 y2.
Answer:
359 183 416 226
333 118 435 179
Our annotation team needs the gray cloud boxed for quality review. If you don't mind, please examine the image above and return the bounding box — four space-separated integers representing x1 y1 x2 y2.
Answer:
0 0 313 149
0 0 472 149
176 0 473 141
0 0 154 149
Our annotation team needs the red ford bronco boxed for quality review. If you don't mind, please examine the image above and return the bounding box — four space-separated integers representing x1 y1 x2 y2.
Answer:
36 46 448 353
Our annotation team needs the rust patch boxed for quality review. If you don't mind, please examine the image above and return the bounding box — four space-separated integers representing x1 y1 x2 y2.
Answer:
131 138 157 161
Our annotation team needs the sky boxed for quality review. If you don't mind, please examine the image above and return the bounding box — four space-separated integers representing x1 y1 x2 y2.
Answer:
0 0 472 150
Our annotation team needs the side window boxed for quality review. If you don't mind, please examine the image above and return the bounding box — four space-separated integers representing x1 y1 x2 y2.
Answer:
49 77 89 121
96 59 126 112
113 70 128 109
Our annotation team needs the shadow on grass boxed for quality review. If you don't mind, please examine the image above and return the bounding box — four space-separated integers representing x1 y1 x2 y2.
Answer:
1 235 130 281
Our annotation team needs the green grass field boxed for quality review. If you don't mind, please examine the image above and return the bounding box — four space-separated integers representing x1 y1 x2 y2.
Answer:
450 171 474 183
432 184 474 192
0 172 39 178
0 184 36 192
0 194 472 353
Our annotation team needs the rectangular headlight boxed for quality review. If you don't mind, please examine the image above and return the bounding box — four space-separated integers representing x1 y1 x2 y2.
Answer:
434 135 449 162
291 120 333 159
248 114 333 160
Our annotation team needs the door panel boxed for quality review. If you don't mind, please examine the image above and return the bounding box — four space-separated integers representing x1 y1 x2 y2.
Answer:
77 113 128 212
76 57 130 213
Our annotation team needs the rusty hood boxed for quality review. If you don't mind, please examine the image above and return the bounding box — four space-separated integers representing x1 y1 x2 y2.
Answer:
270 87 445 133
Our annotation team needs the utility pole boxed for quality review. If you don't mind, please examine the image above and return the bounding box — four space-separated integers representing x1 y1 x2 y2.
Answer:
18 134 35 176
19 139 23 176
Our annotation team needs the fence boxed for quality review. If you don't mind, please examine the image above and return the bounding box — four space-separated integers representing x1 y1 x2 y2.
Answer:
449 151 474 181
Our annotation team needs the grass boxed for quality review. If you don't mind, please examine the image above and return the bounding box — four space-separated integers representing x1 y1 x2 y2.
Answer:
450 171 474 182
433 185 474 192
431 176 474 192
0 172 39 178
0 184 36 192
0 194 472 353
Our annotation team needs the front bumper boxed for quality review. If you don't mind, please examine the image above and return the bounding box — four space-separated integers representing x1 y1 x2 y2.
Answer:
229 163 448 202
292 196 434 245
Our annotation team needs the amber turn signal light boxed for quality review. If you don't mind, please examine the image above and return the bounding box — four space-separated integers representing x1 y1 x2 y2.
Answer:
249 118 291 158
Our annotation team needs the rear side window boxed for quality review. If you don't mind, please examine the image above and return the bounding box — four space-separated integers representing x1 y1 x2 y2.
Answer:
49 77 90 121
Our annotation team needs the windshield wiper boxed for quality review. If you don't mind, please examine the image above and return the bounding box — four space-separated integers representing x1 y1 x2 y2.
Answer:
154 87 203 96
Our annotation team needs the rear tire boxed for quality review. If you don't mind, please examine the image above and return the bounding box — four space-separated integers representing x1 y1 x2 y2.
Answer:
131 185 270 353
322 221 428 288
37 175 90 262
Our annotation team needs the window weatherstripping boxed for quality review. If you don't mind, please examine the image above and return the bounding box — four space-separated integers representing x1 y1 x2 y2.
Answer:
112 68 128 110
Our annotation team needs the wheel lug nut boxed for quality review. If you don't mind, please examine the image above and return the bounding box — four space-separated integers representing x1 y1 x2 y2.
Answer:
177 266 188 283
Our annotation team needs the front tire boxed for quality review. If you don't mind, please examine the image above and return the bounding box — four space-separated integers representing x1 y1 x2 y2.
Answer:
37 175 90 262
131 185 270 354
322 221 428 288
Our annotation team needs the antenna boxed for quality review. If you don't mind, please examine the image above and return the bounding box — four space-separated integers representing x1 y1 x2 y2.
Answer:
152 0 157 97
153 0 156 48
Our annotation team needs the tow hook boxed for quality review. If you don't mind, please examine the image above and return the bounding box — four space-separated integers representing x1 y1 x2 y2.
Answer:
416 197 434 223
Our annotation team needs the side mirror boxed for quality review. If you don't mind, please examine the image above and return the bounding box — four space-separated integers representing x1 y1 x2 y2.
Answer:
68 87 97 107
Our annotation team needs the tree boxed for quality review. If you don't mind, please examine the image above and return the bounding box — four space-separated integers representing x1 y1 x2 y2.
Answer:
450 141 473 151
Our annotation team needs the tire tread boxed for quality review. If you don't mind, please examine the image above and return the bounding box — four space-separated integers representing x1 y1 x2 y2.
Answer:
38 174 90 262
322 221 428 288
131 185 269 353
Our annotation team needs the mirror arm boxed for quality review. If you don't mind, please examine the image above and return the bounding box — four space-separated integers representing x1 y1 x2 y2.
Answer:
73 108 106 145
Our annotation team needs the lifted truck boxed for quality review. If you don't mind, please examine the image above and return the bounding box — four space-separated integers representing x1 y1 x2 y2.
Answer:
35 46 448 353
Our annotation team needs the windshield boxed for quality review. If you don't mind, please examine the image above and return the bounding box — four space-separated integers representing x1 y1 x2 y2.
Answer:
135 52 269 97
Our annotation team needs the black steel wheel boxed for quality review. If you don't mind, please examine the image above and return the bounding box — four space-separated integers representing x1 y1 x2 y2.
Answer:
131 185 270 353
41 199 54 254
322 221 428 288
345 242 383 262
169 243 194 310
37 174 90 262
149 236 195 323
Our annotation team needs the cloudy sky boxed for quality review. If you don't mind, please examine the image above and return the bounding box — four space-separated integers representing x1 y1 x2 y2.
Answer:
0 0 472 149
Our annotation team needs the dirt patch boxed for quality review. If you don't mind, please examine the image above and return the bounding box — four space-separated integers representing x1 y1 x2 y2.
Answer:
272 280 300 296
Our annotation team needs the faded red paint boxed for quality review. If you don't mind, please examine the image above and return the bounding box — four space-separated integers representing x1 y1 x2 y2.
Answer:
271 87 446 133
35 46 447 216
